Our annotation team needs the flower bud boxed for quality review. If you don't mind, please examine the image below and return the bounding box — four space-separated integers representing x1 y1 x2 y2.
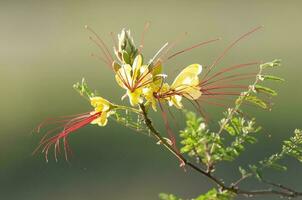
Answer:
114 29 138 65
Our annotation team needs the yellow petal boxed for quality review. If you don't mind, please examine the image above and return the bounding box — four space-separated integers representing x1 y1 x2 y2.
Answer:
182 86 202 100
90 97 111 112
132 54 143 72
169 95 183 109
115 64 132 89
127 89 143 106
171 64 202 89
91 112 108 126
99 112 108 126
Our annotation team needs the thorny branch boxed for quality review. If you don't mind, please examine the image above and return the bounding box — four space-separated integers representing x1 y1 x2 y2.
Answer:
139 104 302 199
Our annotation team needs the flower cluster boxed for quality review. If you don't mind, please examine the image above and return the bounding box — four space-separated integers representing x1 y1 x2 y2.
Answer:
113 29 203 110
35 25 262 161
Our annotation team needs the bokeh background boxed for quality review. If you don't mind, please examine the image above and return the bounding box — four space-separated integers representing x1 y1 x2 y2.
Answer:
1 0 302 199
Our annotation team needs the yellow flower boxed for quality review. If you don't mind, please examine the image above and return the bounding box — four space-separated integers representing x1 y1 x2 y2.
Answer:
90 96 114 126
115 54 153 106
147 64 202 110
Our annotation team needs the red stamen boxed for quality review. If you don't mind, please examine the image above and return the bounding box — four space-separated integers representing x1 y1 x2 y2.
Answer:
138 21 151 54
201 62 259 85
158 101 176 146
201 84 248 91
90 53 111 69
202 91 241 96
110 31 118 51
86 25 114 65
167 38 221 60
198 98 227 108
89 36 113 68
34 112 101 162
201 73 257 87
158 32 188 62
202 26 263 79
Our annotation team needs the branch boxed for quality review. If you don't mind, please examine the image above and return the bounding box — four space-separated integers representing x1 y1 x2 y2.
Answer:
139 104 226 189
236 188 302 198
217 64 263 135
139 104 302 199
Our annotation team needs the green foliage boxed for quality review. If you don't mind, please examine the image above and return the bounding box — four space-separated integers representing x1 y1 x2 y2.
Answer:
243 94 270 110
161 60 300 200
254 85 277 96
251 129 302 178
180 108 262 166
159 193 182 200
259 75 284 82
180 111 225 165
283 129 302 162
194 189 235 200
260 59 281 69
231 59 282 112
159 189 235 200
73 78 95 98
68 57 301 199
221 112 261 160
179 110 262 168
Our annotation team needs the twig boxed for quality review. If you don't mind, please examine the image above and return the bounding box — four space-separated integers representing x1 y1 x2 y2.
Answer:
231 173 252 188
217 65 263 135
139 104 226 189
139 103 302 199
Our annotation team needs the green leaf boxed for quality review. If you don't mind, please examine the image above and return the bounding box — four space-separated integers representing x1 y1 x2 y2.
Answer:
244 95 269 109
195 189 235 200
260 59 281 69
270 162 287 171
122 50 130 64
249 165 263 181
112 61 121 72
73 78 95 98
180 111 225 165
159 193 182 200
255 85 277 96
261 75 285 82
239 166 247 176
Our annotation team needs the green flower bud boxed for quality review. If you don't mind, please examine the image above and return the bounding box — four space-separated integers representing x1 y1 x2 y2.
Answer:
114 29 138 65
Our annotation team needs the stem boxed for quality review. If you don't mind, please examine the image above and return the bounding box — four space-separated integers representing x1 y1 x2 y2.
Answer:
139 104 226 188
208 65 263 157
217 65 263 135
139 103 302 199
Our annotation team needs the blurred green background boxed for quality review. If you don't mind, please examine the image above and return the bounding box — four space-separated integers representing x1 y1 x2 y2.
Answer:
1 0 302 199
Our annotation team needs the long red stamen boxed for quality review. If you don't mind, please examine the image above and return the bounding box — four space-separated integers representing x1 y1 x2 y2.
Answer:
202 73 257 87
88 36 113 68
167 38 221 60
86 26 114 65
198 98 227 107
157 101 176 145
201 84 248 91
157 100 184 164
202 26 263 79
138 21 151 54
201 62 259 85
110 31 118 51
158 32 188 62
202 91 240 96
34 112 101 162
90 53 111 69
